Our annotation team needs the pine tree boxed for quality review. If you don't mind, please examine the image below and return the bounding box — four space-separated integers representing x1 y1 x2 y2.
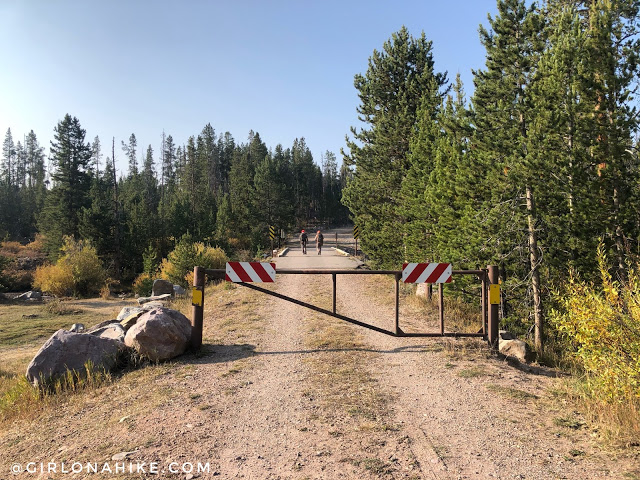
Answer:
342 26 447 267
161 134 176 195
253 154 293 245
122 133 138 176
40 114 93 257
2 128 15 186
91 136 102 178
579 0 640 273
472 0 547 349
217 132 235 195
200 123 220 196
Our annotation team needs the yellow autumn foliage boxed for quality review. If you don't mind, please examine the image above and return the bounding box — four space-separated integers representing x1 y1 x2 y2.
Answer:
33 237 106 297
551 244 640 402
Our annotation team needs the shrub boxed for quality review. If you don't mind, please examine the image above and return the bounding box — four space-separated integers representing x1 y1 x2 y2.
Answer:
160 234 228 287
0 241 22 255
0 255 9 292
33 263 74 297
32 237 106 297
550 244 640 402
132 272 153 297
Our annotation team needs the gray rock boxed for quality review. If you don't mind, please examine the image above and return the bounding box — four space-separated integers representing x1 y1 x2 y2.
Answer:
86 319 120 333
15 290 42 301
119 311 143 331
26 329 127 387
152 279 174 296
137 293 172 305
499 338 534 363
69 323 85 333
142 301 166 310
89 323 126 342
124 307 192 362
173 284 186 296
499 330 516 340
116 306 145 321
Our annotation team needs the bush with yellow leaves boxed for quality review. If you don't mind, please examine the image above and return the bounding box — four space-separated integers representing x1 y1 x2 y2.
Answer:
159 234 228 287
551 244 640 403
33 237 106 297
132 272 154 297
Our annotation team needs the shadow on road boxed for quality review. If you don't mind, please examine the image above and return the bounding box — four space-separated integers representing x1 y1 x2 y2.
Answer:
182 342 565 378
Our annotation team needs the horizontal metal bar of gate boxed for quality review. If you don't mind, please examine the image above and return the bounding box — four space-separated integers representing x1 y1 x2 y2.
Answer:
201 268 486 340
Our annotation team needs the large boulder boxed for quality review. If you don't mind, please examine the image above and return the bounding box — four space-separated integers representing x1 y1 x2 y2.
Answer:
124 308 192 362
26 329 127 388
499 338 535 363
152 279 174 296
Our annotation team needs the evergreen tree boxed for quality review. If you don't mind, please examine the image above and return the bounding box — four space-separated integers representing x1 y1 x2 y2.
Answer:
40 114 93 257
200 123 221 196
342 26 447 267
253 154 293 245
91 136 102 178
2 128 15 186
291 137 319 224
217 132 235 194
471 0 548 349
122 133 138 176
162 133 176 195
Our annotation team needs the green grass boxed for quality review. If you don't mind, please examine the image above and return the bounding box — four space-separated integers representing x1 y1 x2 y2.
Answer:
0 299 120 348
457 366 487 378
487 384 538 401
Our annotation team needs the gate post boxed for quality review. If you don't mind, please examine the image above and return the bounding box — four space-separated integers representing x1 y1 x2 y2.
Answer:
481 269 487 337
487 265 499 349
191 266 205 351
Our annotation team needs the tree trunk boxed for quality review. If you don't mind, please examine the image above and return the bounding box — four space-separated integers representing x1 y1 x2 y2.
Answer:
526 185 543 352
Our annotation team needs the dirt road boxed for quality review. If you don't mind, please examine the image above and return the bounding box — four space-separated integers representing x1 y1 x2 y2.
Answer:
1 233 635 479
175 240 628 478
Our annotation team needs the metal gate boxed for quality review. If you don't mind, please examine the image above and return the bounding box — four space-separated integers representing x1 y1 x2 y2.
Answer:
190 265 501 349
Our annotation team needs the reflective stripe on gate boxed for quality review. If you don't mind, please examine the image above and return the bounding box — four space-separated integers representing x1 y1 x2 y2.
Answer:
402 263 452 283
225 262 276 282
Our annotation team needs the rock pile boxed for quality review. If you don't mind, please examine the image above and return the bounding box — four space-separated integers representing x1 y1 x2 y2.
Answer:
25 303 193 388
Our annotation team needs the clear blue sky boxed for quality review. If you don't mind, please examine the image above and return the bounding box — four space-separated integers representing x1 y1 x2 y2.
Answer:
0 1 498 174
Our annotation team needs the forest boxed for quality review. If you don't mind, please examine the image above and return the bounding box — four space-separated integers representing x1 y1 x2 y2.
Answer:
0 122 349 278
2 0 640 419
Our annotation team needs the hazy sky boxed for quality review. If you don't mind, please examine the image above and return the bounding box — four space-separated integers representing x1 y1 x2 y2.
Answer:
0 1 498 173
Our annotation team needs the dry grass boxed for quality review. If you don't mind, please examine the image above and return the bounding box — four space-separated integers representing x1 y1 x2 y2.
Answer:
550 377 640 448
0 297 133 429
303 315 392 431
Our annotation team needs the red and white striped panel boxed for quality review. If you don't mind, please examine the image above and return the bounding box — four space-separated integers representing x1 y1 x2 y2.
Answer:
402 263 452 284
225 262 276 283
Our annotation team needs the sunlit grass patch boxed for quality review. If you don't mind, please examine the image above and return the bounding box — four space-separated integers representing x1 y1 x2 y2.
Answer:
487 384 538 401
